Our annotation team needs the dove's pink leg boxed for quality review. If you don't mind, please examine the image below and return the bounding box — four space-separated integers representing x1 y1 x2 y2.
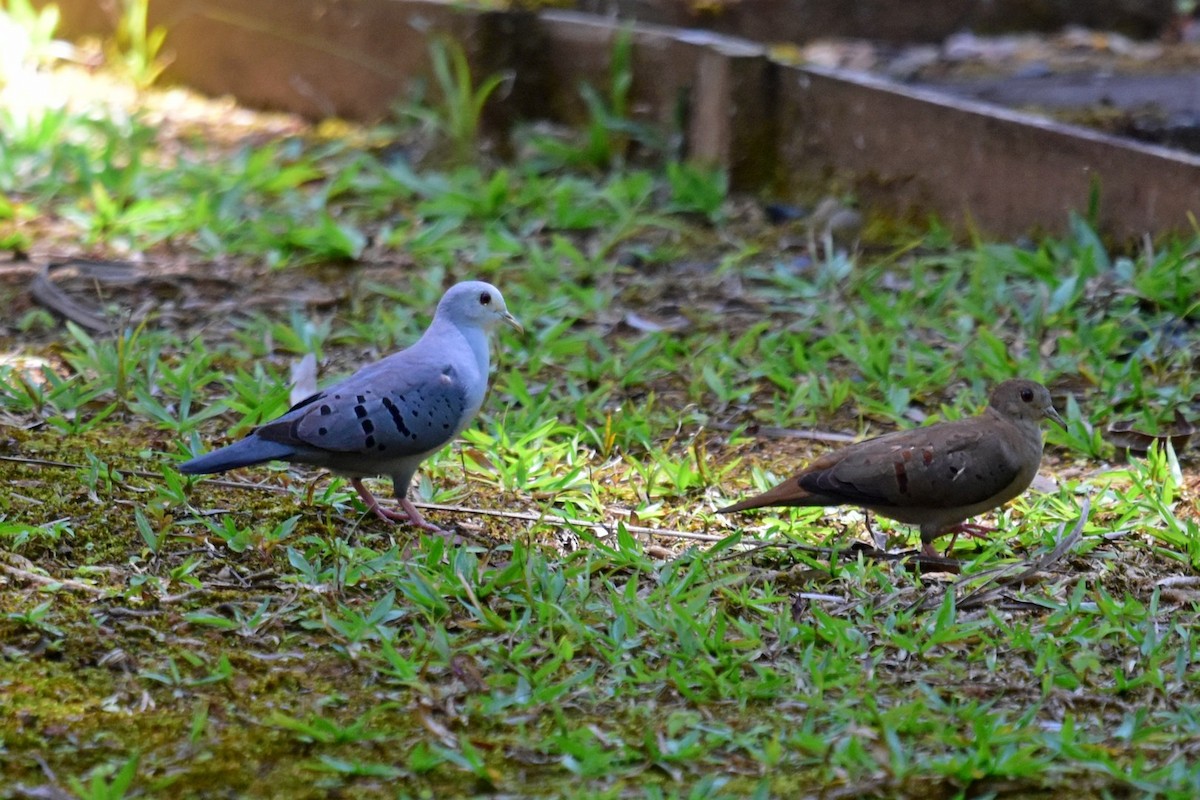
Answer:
351 479 449 535
940 521 996 554
955 522 996 539
397 497 450 535
352 478 409 522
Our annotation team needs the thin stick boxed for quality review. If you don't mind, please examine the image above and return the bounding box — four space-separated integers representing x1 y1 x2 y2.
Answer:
707 421 858 443
412 501 728 542
0 558 105 595
0 455 727 542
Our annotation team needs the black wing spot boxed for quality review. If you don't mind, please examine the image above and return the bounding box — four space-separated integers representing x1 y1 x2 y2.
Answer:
334 394 342 400
361 419 374 434
318 427 328 436
287 391 325 412
357 394 366 403
381 396 413 438
320 405 332 416
354 405 368 419
365 435 376 448
377 443 387 451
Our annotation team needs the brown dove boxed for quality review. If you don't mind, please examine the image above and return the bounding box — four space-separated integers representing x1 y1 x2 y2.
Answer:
718 380 1065 555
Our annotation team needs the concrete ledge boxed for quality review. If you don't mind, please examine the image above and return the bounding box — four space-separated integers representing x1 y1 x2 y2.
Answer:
43 0 1200 239
570 0 1176 44
779 66 1200 237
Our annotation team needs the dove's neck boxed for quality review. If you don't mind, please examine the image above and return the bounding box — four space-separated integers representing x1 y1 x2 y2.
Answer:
988 408 1044 451
426 315 491 378
460 323 491 377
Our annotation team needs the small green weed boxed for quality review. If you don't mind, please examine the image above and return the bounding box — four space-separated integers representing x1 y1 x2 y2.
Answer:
403 37 509 164
67 753 139 800
109 0 169 88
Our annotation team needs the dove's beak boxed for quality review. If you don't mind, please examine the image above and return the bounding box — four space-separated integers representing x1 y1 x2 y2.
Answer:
502 311 523 335
1045 404 1067 429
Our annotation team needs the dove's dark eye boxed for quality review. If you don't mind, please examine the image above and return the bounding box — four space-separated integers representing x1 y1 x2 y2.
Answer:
1020 387 1034 402
479 292 491 306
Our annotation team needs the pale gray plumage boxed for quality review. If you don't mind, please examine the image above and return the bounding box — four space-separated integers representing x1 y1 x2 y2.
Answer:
719 380 1065 555
179 281 522 533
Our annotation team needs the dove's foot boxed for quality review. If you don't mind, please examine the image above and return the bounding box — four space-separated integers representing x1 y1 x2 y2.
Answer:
938 521 996 554
370 505 412 523
352 478 410 522
351 479 454 537
953 522 996 540
398 497 453 537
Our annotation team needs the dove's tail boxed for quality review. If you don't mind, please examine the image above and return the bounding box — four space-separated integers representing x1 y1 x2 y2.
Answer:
717 478 824 514
177 436 295 475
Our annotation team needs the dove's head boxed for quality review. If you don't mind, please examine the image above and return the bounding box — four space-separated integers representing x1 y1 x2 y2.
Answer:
438 281 523 334
989 379 1065 428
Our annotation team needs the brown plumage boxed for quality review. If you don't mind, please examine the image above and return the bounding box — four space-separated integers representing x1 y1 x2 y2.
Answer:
718 380 1065 555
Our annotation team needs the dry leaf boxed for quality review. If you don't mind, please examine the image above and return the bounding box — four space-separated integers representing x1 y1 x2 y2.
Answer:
289 352 318 406
1103 409 1195 455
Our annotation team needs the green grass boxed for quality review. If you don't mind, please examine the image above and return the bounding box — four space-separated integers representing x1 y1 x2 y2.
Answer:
1 23 1200 800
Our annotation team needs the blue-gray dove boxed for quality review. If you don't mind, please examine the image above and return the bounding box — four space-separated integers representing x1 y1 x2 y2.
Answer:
179 281 522 534
719 380 1065 555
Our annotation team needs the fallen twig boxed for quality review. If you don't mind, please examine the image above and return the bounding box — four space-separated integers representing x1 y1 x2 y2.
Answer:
708 420 858 444
0 554 106 595
406 501 727 542
28 258 145 332
0 455 724 543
